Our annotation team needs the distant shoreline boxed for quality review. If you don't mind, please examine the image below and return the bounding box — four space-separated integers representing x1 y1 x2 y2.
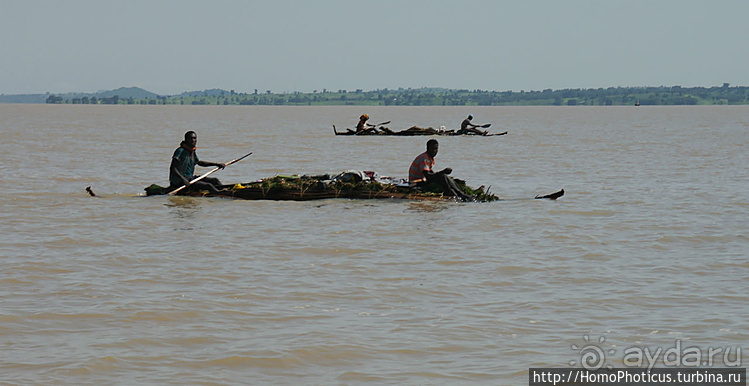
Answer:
2 84 747 106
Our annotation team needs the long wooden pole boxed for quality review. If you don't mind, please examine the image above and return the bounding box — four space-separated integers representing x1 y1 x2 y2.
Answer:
168 152 252 196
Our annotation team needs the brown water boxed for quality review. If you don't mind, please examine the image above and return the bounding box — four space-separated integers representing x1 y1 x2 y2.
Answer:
1 104 747 384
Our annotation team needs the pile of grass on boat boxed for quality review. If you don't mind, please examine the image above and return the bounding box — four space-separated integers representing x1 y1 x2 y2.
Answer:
146 174 500 201
231 175 499 201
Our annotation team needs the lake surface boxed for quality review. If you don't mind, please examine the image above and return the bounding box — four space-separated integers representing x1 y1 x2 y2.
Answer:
1 104 747 384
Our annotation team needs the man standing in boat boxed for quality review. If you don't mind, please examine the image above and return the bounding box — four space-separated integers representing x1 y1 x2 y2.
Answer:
169 131 225 194
409 139 473 201
460 114 488 135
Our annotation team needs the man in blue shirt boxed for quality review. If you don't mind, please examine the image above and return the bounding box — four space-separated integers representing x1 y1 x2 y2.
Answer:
169 131 225 193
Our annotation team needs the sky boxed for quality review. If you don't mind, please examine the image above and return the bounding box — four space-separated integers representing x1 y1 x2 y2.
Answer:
2 0 748 95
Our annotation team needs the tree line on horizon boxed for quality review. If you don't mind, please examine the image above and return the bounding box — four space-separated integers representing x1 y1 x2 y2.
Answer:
35 84 749 106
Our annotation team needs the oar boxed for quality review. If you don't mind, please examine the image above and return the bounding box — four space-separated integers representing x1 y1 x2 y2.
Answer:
354 121 391 135
472 123 491 135
168 152 253 196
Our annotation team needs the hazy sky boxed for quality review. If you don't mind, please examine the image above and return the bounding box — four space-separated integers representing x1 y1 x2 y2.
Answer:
2 0 747 95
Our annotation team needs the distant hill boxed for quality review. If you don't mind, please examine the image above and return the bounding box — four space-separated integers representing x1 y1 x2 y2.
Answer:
94 86 159 99
0 86 160 103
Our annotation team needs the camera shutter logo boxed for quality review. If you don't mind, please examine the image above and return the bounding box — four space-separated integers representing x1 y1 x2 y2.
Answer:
570 335 616 370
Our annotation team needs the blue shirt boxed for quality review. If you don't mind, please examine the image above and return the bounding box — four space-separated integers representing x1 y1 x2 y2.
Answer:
170 146 199 186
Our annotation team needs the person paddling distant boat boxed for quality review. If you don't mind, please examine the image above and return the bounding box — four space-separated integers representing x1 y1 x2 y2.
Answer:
356 114 378 134
460 114 490 135
169 131 225 194
354 114 392 134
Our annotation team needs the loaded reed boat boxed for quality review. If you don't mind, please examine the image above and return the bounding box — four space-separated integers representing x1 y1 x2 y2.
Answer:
144 171 563 202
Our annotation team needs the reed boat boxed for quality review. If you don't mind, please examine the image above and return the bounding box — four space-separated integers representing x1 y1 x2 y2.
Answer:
333 126 507 136
144 172 563 202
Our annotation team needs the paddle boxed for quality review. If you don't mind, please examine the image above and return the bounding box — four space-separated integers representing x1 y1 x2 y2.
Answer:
353 120 392 135
168 152 253 196
467 123 493 135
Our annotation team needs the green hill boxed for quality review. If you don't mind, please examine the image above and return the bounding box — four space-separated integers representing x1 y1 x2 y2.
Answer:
94 86 159 99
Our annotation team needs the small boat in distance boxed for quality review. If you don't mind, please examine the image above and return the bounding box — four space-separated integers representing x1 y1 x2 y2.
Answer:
333 125 507 136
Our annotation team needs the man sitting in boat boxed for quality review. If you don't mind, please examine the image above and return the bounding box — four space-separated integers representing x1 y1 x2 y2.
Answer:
356 114 378 134
460 114 488 135
169 131 225 194
409 139 473 201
